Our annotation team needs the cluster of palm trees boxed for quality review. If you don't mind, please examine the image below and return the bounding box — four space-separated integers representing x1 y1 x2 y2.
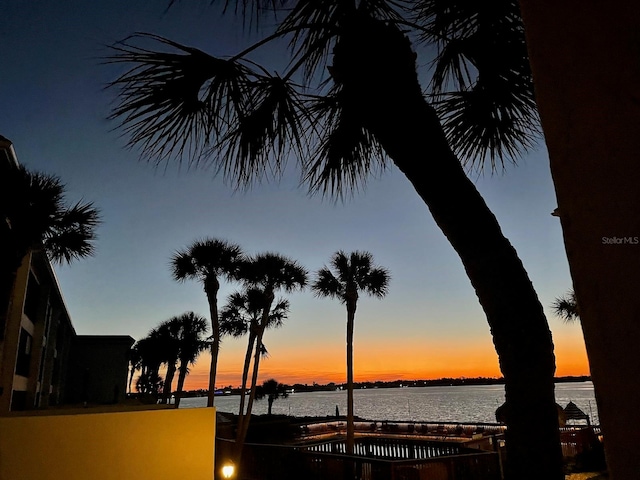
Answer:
139 236 389 463
129 312 209 407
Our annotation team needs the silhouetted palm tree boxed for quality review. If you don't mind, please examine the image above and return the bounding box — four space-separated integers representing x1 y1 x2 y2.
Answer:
106 2 563 476
0 160 100 336
220 287 289 420
133 333 166 397
313 250 389 454
155 318 182 404
172 312 209 407
171 238 244 406
552 290 580 323
255 378 289 415
128 342 143 394
234 253 307 459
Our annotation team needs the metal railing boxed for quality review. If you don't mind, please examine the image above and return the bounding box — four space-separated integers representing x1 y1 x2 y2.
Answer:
216 437 501 480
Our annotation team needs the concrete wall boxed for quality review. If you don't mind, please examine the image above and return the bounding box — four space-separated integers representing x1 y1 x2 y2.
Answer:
0 406 216 480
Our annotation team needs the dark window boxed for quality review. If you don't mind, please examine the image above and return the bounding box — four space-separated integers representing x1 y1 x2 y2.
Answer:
15 328 32 376
11 390 27 411
24 273 40 321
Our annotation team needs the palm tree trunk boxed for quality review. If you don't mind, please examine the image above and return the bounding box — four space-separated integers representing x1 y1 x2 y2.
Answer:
235 293 274 464
174 360 189 408
236 324 265 449
334 17 562 479
345 299 356 456
236 326 257 440
204 278 220 407
161 361 177 404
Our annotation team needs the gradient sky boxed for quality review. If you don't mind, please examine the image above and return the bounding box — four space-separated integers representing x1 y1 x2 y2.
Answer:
1 1 589 391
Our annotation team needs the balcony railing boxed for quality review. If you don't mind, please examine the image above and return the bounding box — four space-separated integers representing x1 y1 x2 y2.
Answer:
216 436 501 480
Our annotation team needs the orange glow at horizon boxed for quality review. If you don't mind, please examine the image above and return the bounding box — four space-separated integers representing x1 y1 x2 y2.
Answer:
178 331 591 391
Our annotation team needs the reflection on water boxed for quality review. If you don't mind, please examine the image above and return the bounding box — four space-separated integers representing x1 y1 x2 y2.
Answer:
179 381 598 424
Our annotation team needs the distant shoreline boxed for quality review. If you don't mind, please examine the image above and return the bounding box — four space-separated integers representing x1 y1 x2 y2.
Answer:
179 375 591 398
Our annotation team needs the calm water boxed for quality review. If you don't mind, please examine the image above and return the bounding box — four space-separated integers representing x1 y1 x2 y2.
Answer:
179 381 599 424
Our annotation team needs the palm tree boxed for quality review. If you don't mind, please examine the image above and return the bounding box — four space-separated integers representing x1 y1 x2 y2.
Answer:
552 290 579 323
132 333 166 398
234 253 307 459
220 287 289 421
171 238 244 407
255 378 289 415
153 319 182 404
106 2 563 476
128 342 143 395
0 158 100 338
312 250 389 454
172 312 209 407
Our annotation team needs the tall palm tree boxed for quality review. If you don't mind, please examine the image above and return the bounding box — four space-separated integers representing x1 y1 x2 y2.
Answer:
172 312 209 407
312 250 389 454
0 159 100 338
171 238 244 406
255 378 289 415
106 2 563 476
220 287 289 421
234 253 307 459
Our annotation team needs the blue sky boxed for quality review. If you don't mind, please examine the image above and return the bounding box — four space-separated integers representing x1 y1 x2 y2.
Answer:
0 1 587 386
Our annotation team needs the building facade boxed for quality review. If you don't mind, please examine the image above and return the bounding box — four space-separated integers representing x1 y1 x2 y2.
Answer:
0 136 134 412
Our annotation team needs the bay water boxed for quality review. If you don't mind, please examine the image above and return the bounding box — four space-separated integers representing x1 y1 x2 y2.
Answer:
179 381 598 425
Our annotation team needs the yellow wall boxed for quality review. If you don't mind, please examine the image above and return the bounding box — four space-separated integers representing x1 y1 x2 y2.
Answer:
0 407 215 480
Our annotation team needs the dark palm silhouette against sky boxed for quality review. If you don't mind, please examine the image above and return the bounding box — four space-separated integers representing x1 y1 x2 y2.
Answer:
0 1 586 391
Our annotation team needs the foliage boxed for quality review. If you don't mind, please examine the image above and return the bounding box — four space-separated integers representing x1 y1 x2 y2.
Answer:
255 378 289 415
105 0 538 188
552 290 580 323
130 312 209 402
0 161 101 264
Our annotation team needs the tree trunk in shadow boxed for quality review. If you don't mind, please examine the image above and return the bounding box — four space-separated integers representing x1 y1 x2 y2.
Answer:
205 278 220 407
519 2 640 478
331 15 563 479
346 297 357 456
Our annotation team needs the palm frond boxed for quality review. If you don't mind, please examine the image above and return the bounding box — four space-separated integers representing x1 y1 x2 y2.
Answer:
304 90 387 198
240 252 308 291
170 250 198 281
43 227 97 264
552 290 580 323
312 267 344 301
361 267 391 298
106 33 256 168
436 80 539 170
414 0 540 169
216 75 310 186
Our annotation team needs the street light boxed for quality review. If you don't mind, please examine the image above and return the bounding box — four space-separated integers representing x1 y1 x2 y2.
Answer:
221 462 235 479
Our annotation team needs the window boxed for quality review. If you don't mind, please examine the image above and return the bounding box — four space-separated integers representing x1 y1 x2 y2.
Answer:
15 328 32 377
24 272 40 321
